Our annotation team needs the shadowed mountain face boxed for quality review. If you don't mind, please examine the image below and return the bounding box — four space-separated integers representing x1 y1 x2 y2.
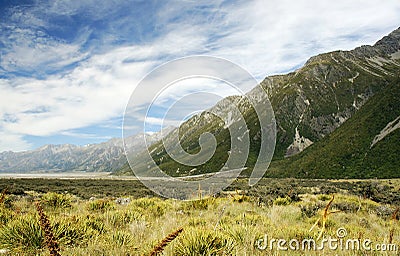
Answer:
117 27 400 178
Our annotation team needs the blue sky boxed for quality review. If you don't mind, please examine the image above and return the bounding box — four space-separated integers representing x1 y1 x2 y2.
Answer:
0 0 399 152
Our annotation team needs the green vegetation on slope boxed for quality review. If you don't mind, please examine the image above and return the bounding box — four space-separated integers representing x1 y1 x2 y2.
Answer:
115 28 400 178
268 78 400 178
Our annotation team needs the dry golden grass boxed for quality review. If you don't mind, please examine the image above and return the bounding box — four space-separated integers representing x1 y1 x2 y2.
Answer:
0 188 398 255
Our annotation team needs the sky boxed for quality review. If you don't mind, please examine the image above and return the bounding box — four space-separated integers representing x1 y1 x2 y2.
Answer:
0 0 399 152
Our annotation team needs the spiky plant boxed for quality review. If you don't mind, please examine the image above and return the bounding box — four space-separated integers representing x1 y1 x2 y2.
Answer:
41 192 72 209
0 215 43 252
174 229 234 256
149 227 183 256
35 201 61 256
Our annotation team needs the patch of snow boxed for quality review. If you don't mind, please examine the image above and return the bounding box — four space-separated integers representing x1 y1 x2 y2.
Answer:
370 115 400 148
304 99 310 106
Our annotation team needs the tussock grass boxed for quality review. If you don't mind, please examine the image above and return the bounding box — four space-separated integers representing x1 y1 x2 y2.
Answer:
0 215 44 253
41 192 73 209
87 199 115 212
0 179 399 255
174 228 234 256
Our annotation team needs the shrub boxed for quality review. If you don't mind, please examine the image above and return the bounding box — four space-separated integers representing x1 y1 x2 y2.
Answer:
104 210 142 228
41 192 72 209
87 199 115 212
300 203 322 218
52 217 93 246
181 197 215 211
375 205 394 218
332 201 359 213
109 231 134 247
1 195 14 209
129 197 172 218
274 197 291 206
84 215 106 234
174 229 234 256
318 185 338 195
317 194 332 201
0 207 14 225
0 215 44 252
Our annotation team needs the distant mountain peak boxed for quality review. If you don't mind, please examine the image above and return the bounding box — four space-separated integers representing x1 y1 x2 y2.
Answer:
0 128 174 173
373 27 400 54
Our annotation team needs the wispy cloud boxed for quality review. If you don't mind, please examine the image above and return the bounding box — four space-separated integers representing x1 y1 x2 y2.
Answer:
0 0 399 152
60 131 112 140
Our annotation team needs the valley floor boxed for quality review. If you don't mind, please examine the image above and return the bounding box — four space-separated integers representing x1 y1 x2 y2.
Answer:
0 178 399 255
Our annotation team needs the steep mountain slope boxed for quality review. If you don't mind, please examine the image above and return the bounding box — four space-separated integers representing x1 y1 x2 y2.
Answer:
266 27 400 158
0 129 172 173
268 77 400 178
118 27 400 178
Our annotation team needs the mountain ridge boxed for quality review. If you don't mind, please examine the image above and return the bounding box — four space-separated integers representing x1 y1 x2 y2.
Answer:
0 128 174 173
2 28 399 177
117 27 400 177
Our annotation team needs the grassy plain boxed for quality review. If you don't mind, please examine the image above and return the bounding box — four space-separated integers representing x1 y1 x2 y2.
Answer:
0 178 399 255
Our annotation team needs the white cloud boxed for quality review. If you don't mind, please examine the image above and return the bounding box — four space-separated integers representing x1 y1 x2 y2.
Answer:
153 78 240 104
1 0 400 152
205 0 400 78
0 46 159 152
0 132 32 152
1 53 155 136
0 27 90 75
60 131 112 140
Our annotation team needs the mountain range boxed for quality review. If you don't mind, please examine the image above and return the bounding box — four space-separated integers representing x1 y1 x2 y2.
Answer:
1 28 399 178
117 27 400 178
0 128 173 173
